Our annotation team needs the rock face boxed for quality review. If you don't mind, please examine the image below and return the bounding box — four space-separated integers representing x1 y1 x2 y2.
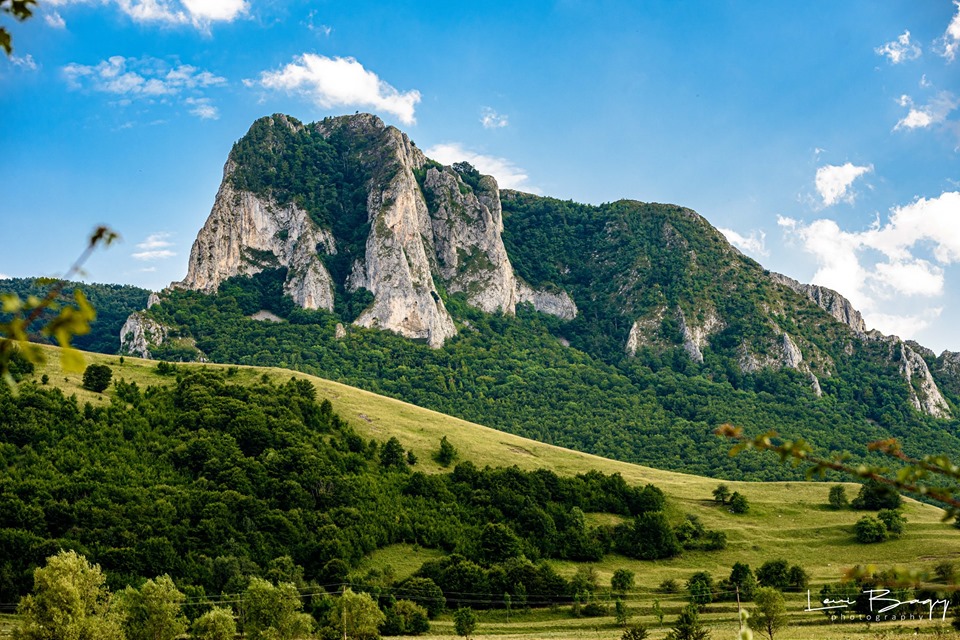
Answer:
890 338 951 418
769 272 867 334
676 308 724 364
175 113 576 348
516 280 578 321
120 312 167 359
177 164 337 312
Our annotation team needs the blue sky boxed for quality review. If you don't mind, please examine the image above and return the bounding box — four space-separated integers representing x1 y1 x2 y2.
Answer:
2 1 960 352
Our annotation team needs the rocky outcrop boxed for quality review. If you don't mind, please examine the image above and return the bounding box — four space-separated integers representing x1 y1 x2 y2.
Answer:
423 166 518 314
326 115 457 348
120 312 168 359
897 341 951 418
769 272 867 334
625 306 666 356
516 280 578 321
177 165 336 312
677 308 724 364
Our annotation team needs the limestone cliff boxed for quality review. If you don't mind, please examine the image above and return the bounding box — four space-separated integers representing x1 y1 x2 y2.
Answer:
769 272 867 334
120 312 167 359
177 161 336 311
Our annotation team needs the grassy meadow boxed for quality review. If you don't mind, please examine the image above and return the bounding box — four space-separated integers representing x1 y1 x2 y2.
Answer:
17 345 960 638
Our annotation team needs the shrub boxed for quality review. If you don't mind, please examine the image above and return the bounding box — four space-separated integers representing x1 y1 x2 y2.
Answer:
854 516 888 543
828 485 848 509
729 492 749 514
877 509 906 537
82 363 112 392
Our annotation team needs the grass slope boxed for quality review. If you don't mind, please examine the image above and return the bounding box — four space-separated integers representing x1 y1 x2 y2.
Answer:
26 346 960 639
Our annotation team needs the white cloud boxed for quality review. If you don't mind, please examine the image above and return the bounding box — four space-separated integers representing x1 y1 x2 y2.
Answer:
781 191 960 340
45 0 246 28
133 233 176 260
0 273 10 280
718 228 768 257
894 92 959 130
45 11 67 28
185 97 218 119
259 54 421 125
814 163 872 207
938 0 960 61
63 56 225 120
480 107 509 129
875 30 921 64
11 54 38 70
425 142 539 193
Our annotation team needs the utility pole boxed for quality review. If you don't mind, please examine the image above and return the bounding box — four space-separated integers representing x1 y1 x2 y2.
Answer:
736 585 743 634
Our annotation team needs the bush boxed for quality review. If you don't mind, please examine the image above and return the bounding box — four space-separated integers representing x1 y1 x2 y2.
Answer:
851 480 902 510
854 516 888 543
434 436 458 466
877 509 906 537
729 492 749 514
81 363 112 392
828 485 848 509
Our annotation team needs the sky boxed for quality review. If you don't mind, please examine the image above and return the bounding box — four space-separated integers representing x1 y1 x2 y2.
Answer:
2 1 960 352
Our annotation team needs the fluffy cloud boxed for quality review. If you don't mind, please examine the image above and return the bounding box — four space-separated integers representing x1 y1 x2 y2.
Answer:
480 107 509 129
259 54 421 125
875 30 921 64
814 163 872 207
47 0 247 28
780 191 960 339
718 228 768 257
894 92 959 130
132 232 176 261
938 0 960 61
45 11 67 28
425 143 539 193
11 54 38 70
62 56 225 119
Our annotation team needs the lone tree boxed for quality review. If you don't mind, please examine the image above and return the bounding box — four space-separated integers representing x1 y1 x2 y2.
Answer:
828 485 849 509
749 587 789 640
611 568 636 595
453 607 477 639
712 483 731 504
82 362 112 392
15 550 124 640
729 491 750 514
670 604 711 640
434 435 458 466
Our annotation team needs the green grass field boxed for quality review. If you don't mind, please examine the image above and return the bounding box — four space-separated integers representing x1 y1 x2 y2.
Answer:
22 346 960 638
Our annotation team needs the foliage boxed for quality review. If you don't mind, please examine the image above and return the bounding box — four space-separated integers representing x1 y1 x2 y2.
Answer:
729 491 749 514
614 511 681 560
0 0 35 54
749 587 788 640
755 560 807 592
667 604 711 640
622 624 648 640
611 568 635 594
722 562 758 601
191 607 237 640
434 435 458 467
0 227 118 387
878 508 906 537
381 599 429 636
82 362 113 392
393 577 445 618
329 588 384 640
854 516 889 543
244 577 313 640
828 485 848 509
686 571 714 608
14 550 124 640
116 574 187 640
453 607 477 639
852 479 902 511
712 484 730 504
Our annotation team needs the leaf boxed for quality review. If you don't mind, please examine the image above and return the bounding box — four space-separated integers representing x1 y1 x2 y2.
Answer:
61 346 85 373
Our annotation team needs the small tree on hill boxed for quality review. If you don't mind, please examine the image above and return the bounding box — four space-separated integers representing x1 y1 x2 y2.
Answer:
612 568 635 595
712 484 731 504
434 435 458 466
878 509 906 537
729 491 749 514
851 479 902 510
670 604 711 640
329 588 384 640
82 362 112 392
453 607 477 639
855 515 888 543
749 587 789 640
828 485 848 509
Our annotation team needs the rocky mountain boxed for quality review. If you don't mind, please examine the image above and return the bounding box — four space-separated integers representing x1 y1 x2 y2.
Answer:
122 113 958 432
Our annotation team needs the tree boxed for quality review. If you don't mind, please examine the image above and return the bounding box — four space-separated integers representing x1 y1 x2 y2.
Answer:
14 549 125 640
453 607 477 639
854 516 888 543
82 362 113 392
878 509 906 537
728 562 758 600
756 560 789 590
749 587 788 640
828 485 848 509
687 571 713 608
380 436 407 470
615 598 629 626
729 491 749 514
611 568 635 595
669 604 711 640
785 565 809 592
851 480 902 510
1 226 117 386
1 0 35 54
652 598 664 627
381 599 429 636
394 577 445 618
712 484 731 504
329 588 385 640
479 522 523 562
621 625 648 640
434 435 458 466
116 574 187 640
244 577 314 640
192 607 237 640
